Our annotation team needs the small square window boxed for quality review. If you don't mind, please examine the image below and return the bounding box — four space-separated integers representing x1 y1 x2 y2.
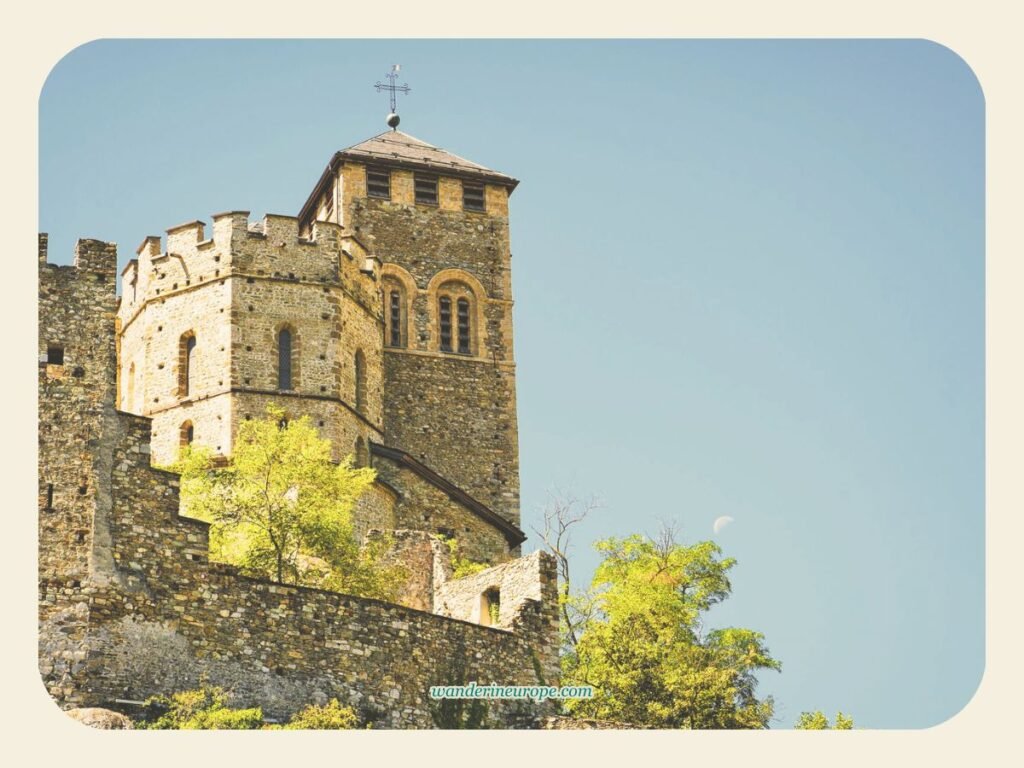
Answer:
463 183 485 212
47 346 64 365
415 174 438 206
367 167 391 199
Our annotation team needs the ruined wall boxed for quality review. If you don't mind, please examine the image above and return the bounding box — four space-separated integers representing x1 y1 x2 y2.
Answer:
363 529 450 613
435 553 557 638
38 237 124 706
38 236 118 585
341 161 522 526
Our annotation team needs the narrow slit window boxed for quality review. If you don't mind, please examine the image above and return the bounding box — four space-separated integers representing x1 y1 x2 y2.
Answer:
439 297 452 352
180 421 194 448
354 350 367 413
389 290 402 348
414 174 438 206
463 182 485 212
180 333 197 397
46 483 54 510
367 167 391 199
278 328 293 390
457 298 471 354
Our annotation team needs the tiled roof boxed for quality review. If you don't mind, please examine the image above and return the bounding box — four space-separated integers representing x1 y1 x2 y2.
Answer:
338 130 517 185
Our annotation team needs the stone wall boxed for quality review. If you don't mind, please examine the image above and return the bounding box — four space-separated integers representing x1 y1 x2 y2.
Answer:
40 236 558 727
39 236 118 586
340 162 522 526
116 214 384 468
435 553 557 635
372 451 519 565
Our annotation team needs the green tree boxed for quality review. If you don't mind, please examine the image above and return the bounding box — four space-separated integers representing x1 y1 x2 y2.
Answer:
795 710 854 729
169 404 404 601
559 525 781 729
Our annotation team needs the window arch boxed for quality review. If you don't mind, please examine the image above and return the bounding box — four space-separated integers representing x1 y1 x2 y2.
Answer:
278 327 293 390
354 350 367 414
479 587 501 627
179 331 196 398
381 264 417 349
435 283 477 355
427 270 488 357
180 420 194 449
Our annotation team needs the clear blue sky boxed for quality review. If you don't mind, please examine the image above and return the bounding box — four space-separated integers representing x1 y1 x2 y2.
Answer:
39 39 984 729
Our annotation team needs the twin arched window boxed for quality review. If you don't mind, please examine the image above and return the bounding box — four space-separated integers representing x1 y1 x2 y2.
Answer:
439 295 472 355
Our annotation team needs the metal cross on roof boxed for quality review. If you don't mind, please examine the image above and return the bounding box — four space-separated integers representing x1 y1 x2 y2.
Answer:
375 64 411 129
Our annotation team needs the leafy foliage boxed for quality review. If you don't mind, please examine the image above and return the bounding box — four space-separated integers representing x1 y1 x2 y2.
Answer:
142 685 360 729
280 699 359 730
168 404 405 601
795 710 855 729
144 685 264 730
439 535 489 579
561 530 781 729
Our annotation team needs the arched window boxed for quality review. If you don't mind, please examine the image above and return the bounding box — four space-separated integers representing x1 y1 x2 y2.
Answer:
179 332 196 398
278 328 293 390
479 587 501 627
438 296 452 352
354 350 367 413
431 275 481 357
180 420 194 448
457 298 471 354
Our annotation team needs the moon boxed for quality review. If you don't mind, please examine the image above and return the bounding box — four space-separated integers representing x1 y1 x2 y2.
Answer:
713 516 734 535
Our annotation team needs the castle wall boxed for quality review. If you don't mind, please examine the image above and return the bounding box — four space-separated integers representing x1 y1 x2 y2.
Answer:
41 236 559 727
38 236 118 585
343 165 521 525
51 409 558 726
435 553 556 635
116 214 385 467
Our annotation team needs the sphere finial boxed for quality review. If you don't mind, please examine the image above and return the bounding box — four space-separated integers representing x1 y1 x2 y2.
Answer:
375 65 411 132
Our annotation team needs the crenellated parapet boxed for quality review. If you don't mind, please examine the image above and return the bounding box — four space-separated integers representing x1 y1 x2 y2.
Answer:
119 212 382 330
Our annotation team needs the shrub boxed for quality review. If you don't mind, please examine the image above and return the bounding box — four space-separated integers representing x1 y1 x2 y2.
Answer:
144 685 263 730
281 699 358 730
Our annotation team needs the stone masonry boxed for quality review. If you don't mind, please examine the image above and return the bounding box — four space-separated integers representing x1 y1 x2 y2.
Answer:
39 238 559 727
39 127 559 727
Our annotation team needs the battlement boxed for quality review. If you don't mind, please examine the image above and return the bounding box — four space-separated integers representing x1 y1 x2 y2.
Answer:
38 234 118 280
122 212 379 291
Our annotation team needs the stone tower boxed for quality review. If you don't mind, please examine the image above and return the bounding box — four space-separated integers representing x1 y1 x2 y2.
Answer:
115 128 526 565
297 130 522 527
117 215 384 470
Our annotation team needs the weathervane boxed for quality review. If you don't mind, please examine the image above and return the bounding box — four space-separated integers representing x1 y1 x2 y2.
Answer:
375 64 411 130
